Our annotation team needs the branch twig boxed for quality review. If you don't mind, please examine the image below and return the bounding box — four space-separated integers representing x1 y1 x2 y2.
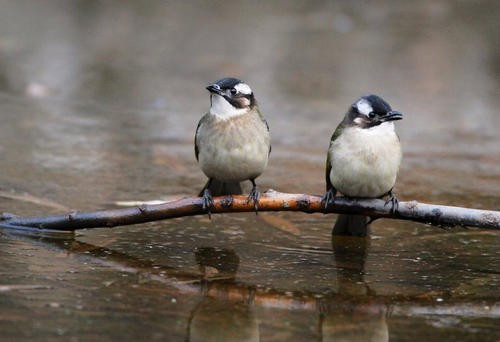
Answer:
0 190 498 232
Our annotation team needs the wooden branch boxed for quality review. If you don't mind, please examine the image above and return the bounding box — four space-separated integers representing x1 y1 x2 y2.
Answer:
0 190 498 232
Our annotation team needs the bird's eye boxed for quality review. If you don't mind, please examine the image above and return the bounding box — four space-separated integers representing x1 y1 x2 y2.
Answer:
230 88 237 95
368 112 375 118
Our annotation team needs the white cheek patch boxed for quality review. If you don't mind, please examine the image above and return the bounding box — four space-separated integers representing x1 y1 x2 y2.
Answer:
210 94 248 120
239 97 250 107
234 82 252 95
353 117 364 125
356 98 373 116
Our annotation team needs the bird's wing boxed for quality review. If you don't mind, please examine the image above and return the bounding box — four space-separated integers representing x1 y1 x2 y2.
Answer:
256 108 272 155
325 123 344 191
194 114 209 161
325 154 333 192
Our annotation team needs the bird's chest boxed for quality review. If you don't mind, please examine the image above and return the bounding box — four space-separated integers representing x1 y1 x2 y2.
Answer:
198 115 270 180
201 118 268 158
329 124 401 197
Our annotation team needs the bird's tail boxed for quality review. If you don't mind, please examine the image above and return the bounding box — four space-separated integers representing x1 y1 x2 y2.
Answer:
198 179 243 197
333 214 368 236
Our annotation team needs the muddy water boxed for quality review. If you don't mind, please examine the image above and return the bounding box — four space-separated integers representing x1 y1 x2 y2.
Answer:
0 1 499 341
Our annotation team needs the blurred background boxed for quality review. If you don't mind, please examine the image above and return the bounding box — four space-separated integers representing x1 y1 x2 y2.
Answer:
0 1 498 341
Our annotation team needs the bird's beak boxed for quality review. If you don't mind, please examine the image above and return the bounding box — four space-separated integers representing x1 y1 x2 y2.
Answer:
206 84 223 95
381 110 403 122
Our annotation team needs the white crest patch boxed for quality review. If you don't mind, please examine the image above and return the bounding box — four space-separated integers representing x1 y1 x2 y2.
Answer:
210 94 248 120
234 82 252 95
356 98 373 116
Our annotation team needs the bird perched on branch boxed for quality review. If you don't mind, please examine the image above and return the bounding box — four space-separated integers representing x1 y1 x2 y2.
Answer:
323 95 403 235
195 78 271 216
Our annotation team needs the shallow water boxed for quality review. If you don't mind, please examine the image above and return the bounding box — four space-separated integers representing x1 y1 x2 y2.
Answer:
0 1 499 341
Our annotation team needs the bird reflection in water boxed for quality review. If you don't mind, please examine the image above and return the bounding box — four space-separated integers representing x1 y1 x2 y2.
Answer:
318 235 388 341
186 247 259 342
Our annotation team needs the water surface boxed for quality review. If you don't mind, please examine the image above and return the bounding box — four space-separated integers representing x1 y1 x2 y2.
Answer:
0 1 498 341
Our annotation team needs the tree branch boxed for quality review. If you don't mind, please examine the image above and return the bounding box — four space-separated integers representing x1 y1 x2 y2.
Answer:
0 190 498 232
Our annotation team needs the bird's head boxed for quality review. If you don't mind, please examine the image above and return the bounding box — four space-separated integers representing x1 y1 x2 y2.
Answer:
346 95 403 128
206 77 256 119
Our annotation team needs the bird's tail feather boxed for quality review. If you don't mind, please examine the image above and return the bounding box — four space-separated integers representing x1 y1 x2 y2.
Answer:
198 179 243 197
333 214 368 236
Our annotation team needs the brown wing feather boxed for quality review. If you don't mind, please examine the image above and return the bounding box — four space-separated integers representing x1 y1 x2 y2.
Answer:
325 123 344 191
255 107 271 155
194 114 209 161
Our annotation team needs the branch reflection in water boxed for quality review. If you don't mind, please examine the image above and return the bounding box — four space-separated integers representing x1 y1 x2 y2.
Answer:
4 230 497 341
4 230 391 341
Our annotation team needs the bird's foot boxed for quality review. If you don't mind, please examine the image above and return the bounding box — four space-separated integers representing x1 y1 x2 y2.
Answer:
247 186 260 214
202 188 215 219
384 190 399 214
321 188 337 209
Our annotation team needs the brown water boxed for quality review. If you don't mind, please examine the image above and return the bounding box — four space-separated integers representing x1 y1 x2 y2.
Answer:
0 1 499 341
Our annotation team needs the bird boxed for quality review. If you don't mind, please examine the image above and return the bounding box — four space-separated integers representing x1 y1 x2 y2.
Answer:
323 95 403 236
195 77 271 216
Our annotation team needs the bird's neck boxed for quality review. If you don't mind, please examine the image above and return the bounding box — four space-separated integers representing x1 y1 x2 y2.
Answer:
352 121 396 136
210 94 249 120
